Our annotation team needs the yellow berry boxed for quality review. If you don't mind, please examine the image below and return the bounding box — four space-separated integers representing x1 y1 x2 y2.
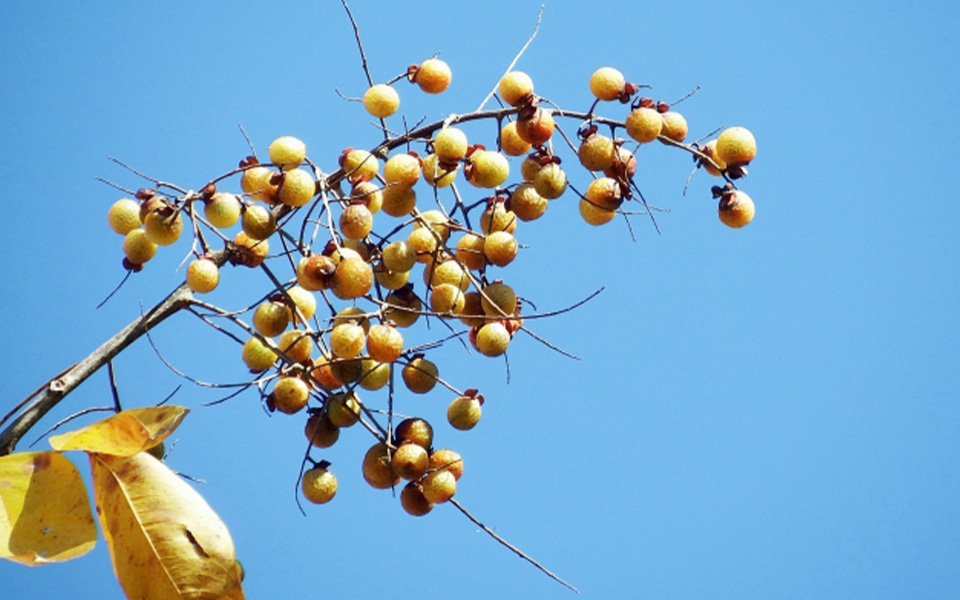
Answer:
253 300 289 337
381 185 417 217
242 336 277 372
421 153 458 188
278 168 316 207
342 149 379 182
589 67 626 101
718 190 755 228
585 177 623 211
578 133 617 172
381 240 417 273
108 199 141 235
340 203 374 240
268 136 306 170
480 282 516 317
483 231 518 267
700 140 727 176
301 466 337 504
273 376 310 414
499 121 531 156
474 321 511 357
430 283 466 314
363 84 400 118
660 112 688 143
402 357 438 394
204 192 242 228
241 166 278 203
143 208 183 246
579 198 617 226
515 108 555 145
363 442 401 490
384 153 422 189
242 203 276 240
421 469 456 504
326 391 362 427
625 107 663 143
286 285 317 321
433 127 468 161
330 322 365 359
304 412 340 448
122 228 157 266
509 183 547 222
186 258 219 293
278 329 313 364
455 234 486 271
447 395 482 430
716 126 757 166
498 71 533 106
400 482 434 516
367 323 404 363
532 163 567 200
331 255 373 299
416 58 452 94
391 442 429 480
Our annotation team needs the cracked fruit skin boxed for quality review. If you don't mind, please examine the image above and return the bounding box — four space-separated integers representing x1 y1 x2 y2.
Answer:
186 258 219 293
716 126 757 166
301 467 337 504
268 136 306 170
108 198 141 235
363 84 400 117
718 190 755 228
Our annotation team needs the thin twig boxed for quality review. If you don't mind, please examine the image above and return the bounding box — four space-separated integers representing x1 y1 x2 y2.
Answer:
450 498 578 594
476 5 544 112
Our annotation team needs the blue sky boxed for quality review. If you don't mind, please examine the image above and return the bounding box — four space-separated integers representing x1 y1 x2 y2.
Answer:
2 1 959 598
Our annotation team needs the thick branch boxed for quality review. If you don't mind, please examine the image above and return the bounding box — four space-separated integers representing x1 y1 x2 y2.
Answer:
0 249 228 456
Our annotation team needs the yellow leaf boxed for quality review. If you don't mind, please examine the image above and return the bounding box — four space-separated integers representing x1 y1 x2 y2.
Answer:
91 452 244 600
49 406 189 456
0 451 97 565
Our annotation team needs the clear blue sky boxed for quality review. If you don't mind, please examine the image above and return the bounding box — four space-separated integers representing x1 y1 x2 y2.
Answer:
2 1 959 598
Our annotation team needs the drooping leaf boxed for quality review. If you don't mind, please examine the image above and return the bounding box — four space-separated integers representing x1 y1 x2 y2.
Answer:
91 452 244 600
49 406 189 456
0 451 97 565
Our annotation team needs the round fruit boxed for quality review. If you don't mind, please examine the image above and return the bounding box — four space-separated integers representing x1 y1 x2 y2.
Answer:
204 192 242 228
407 227 439 262
268 136 306 170
718 190 755 228
278 168 316 207
123 229 157 266
286 285 317 321
363 84 400 118
241 336 277 372
700 140 727 176
509 183 547 222
457 292 486 327
384 153 421 189
579 198 617 226
479 202 517 234
425 258 468 290
310 354 342 391
342 149 378 182
357 359 390 391
500 121 531 156
330 322 365 359
381 185 417 217
533 163 567 200
716 126 757 166
304 411 340 448
483 231 518 267
340 203 374 240
395 417 434 449
421 153 458 188
329 358 364 386
186 258 219 293
447 396 482 430
429 449 463 480
326 392 361 427
332 255 373 299
362 442 400 489
233 231 269 267
402 357 439 394
242 203 276 240
579 133 617 172
384 290 422 328
301 466 337 504
143 208 183 246
375 266 409 290
603 146 637 181
474 321 511 357
367 323 404 362
382 240 417 273
467 150 509 188
498 71 534 106
625 107 663 143
415 58 451 94
520 156 542 182
589 66 626 101
273 376 310 414
421 469 456 504
400 482 433 516
253 300 289 337
660 112 688 143
430 283 466 314
241 165 277 203
108 198 141 235
433 127 468 161
515 108 555 146
278 329 313 363
585 177 623 211
351 181 382 213
480 282 516 317
455 234 486 270
391 442 429 480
